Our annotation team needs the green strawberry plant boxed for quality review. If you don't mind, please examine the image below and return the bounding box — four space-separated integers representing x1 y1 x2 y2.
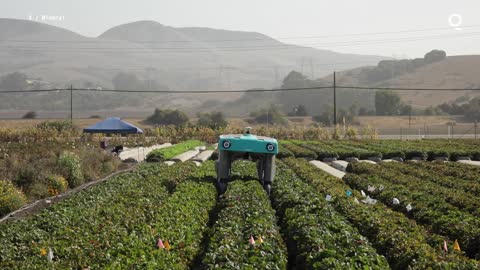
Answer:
202 177 288 269
345 162 480 259
285 158 480 269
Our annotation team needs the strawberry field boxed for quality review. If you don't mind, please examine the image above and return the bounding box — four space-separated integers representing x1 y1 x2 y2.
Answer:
1 139 480 269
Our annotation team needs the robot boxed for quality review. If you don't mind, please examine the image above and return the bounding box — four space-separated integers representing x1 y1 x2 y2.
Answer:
215 127 278 194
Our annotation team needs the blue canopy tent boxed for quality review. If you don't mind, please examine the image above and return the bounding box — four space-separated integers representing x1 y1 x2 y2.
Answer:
83 117 143 134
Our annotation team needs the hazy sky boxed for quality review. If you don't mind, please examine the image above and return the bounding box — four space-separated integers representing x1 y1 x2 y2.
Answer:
2 0 480 58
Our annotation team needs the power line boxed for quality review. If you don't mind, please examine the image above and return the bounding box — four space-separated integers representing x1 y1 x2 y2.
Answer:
1 24 480 44
277 24 480 40
3 30 480 53
0 86 330 94
23 60 376 72
337 86 480 91
1 85 480 94
0 89 66 93
77 86 334 93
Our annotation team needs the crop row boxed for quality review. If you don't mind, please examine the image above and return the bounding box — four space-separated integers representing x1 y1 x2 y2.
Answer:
272 161 389 269
202 178 287 269
357 139 480 161
345 162 480 258
315 140 382 160
280 139 480 161
288 140 336 160
381 161 480 197
276 142 294 159
292 140 382 161
333 140 407 159
353 162 480 217
284 158 479 269
0 162 207 269
279 140 317 159
146 140 204 162
374 163 480 216
408 161 480 183
109 166 217 269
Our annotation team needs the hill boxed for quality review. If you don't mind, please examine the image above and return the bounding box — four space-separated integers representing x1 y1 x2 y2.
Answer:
219 51 480 117
323 54 480 109
0 19 386 113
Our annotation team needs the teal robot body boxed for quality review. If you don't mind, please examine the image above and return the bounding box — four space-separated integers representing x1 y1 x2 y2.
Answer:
218 133 278 154
215 128 277 194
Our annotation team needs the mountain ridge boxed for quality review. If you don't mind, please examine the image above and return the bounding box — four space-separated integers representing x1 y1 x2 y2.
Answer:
0 18 387 112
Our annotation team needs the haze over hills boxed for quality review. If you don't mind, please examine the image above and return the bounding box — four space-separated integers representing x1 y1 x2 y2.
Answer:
0 18 387 112
219 52 480 116
320 54 480 109
0 19 386 88
1 18 480 118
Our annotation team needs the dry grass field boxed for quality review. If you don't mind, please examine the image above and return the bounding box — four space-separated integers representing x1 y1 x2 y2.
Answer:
381 56 480 107
0 118 149 130
0 115 472 133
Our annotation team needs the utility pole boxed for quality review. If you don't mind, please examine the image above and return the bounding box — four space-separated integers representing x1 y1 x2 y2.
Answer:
333 71 337 126
217 66 223 89
70 84 73 124
266 106 269 129
475 121 478 139
273 66 279 88
309 58 314 79
408 110 411 129
300 57 305 75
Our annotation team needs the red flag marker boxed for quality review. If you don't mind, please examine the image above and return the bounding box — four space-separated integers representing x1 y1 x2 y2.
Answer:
249 235 255 245
157 239 165 249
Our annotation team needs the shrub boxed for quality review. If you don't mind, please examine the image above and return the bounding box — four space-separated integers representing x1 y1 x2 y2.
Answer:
57 152 84 188
361 125 379 139
375 90 402 115
197 111 228 129
77 148 119 181
47 175 68 195
249 105 287 125
344 126 358 139
100 161 115 175
144 108 190 126
27 182 50 199
15 166 37 187
22 111 37 119
37 120 73 132
313 112 332 126
424 49 446 64
0 180 27 216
